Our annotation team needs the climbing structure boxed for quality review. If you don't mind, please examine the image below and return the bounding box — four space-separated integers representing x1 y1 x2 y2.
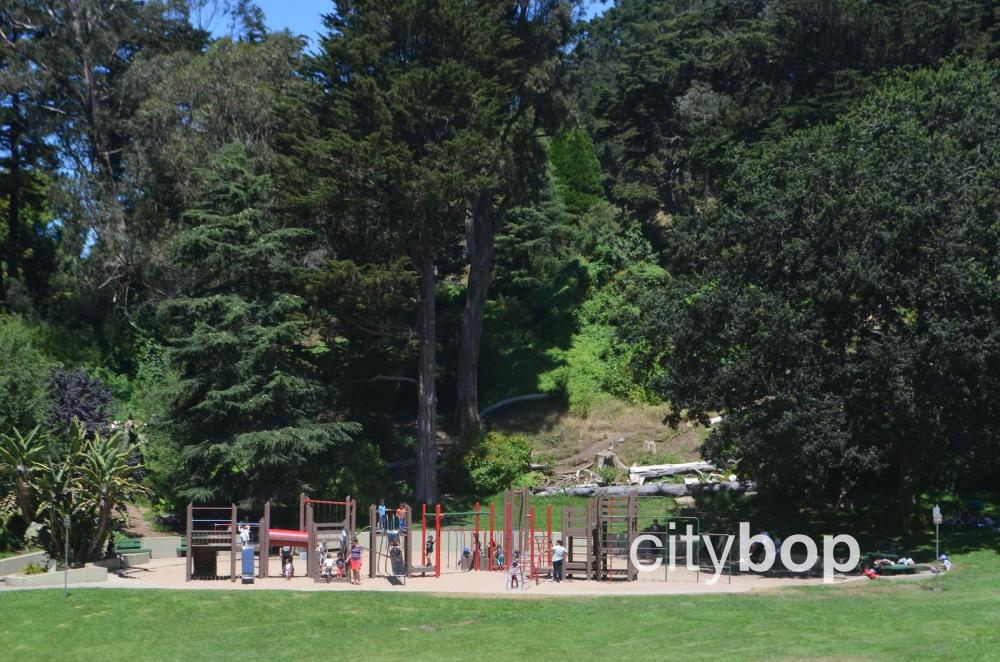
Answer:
594 490 638 581
368 503 413 583
185 502 269 581
302 494 356 582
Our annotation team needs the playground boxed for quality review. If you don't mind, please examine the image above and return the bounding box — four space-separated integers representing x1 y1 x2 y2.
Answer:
27 488 940 597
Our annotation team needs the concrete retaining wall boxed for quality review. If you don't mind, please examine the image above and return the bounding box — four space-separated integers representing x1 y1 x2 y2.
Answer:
140 536 183 559
4 564 107 587
0 551 48 577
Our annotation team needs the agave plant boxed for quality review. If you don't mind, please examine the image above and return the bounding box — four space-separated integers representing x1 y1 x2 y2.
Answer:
76 428 151 560
0 426 47 524
3 419 149 564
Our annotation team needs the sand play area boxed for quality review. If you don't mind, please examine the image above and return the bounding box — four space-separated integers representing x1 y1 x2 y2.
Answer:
1 550 870 597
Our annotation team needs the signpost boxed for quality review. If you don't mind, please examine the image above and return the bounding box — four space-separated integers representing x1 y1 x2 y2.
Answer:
932 505 942 592
932 505 942 559
63 514 71 598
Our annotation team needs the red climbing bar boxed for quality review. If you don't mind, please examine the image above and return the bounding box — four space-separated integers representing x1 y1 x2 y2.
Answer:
474 502 481 571
529 505 536 585
434 504 442 578
506 498 512 570
489 503 495 571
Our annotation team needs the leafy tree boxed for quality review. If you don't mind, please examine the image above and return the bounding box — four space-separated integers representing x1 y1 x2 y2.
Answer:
2 0 209 310
581 0 999 222
630 62 1000 518
154 144 359 507
549 128 603 214
0 315 54 434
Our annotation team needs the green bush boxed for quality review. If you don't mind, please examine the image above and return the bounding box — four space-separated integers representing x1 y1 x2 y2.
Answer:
512 471 546 490
0 315 56 433
20 561 47 575
462 431 533 494
539 262 665 415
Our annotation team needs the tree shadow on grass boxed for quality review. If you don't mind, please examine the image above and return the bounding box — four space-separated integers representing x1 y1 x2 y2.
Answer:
686 491 1000 562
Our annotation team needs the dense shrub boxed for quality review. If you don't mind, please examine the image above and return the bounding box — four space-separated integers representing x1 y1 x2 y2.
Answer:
47 369 114 436
461 431 533 494
20 562 47 575
0 316 54 434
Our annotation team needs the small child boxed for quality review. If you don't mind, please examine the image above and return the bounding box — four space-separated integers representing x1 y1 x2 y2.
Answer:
396 503 407 533
425 535 435 565
377 499 387 533
494 543 505 570
509 551 521 589
283 559 294 580
322 553 334 582
335 552 346 578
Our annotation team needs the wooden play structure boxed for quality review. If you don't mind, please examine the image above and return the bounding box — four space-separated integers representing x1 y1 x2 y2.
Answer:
368 503 430 583
302 494 356 582
184 495 355 582
185 503 270 581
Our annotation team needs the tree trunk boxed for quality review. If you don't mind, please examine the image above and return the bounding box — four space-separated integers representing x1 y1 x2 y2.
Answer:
5 81 21 293
896 444 919 522
456 194 496 442
415 254 439 504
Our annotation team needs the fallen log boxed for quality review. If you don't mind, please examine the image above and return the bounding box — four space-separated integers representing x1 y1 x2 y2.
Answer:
532 480 750 498
628 461 716 485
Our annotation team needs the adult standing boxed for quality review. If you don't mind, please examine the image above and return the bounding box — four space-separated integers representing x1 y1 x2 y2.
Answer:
551 539 567 583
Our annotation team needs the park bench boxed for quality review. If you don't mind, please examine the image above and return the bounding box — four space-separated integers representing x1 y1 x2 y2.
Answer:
864 548 925 575
176 538 187 557
115 535 152 556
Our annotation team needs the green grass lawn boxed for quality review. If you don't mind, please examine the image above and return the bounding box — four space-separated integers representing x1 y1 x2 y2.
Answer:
3 546 999 661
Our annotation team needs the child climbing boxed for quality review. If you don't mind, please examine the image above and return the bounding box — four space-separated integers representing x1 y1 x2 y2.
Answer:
494 542 506 569
396 503 407 533
377 499 388 533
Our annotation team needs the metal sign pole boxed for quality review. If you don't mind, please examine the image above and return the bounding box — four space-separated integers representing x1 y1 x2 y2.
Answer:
63 513 71 598
932 505 942 561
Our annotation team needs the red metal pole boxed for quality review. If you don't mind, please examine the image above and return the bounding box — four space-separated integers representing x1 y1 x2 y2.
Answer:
474 502 480 571
489 503 495 571
435 504 442 578
422 504 427 565
529 505 536 585
505 497 511 570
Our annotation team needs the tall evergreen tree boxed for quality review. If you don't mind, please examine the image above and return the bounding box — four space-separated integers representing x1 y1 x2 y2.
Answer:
156 144 358 506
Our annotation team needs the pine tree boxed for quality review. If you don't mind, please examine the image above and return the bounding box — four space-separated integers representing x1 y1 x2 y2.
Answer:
156 144 358 506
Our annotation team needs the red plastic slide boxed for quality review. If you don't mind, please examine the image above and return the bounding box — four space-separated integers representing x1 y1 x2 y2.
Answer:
269 528 309 548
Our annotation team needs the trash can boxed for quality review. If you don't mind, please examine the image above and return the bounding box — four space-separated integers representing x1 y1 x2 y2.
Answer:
241 546 255 584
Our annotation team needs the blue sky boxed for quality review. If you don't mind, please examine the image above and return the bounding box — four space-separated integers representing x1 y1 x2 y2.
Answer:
222 1 612 45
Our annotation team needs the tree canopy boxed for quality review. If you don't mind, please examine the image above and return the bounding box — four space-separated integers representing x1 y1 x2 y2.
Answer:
1 0 999 545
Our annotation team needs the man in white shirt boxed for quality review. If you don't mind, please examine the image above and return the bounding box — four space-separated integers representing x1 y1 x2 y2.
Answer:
551 539 567 583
